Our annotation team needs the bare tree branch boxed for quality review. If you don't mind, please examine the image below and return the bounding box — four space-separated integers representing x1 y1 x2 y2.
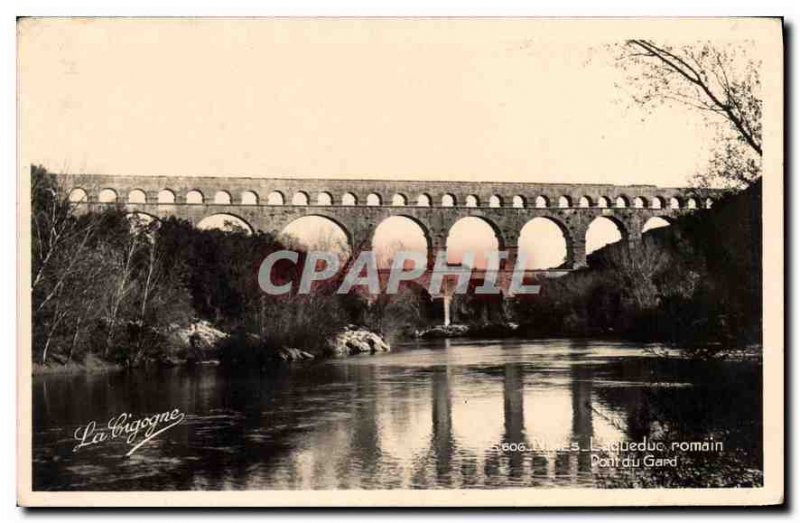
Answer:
625 39 763 157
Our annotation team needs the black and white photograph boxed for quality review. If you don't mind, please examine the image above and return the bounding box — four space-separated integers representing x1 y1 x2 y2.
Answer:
15 16 784 507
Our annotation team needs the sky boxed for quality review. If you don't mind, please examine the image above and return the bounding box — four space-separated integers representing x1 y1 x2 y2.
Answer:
18 18 773 268
17 18 741 186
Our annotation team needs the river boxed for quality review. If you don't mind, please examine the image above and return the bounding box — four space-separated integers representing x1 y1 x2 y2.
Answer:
32 338 762 490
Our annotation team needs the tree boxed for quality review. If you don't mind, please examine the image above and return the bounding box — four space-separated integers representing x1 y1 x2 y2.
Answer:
615 40 762 188
31 167 195 367
31 167 113 364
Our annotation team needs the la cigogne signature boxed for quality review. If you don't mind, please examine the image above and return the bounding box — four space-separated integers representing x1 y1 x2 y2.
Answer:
73 408 185 457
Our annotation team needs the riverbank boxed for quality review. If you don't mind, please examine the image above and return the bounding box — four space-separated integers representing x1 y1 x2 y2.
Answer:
32 353 124 375
218 324 391 368
33 322 393 375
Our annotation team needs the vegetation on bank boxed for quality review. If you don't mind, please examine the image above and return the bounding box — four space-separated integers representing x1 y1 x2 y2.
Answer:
514 181 762 356
31 167 423 371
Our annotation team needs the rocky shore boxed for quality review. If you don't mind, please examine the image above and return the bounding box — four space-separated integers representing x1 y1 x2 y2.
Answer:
258 325 392 362
31 319 526 375
326 325 392 357
164 320 228 364
33 322 392 375
196 323 391 367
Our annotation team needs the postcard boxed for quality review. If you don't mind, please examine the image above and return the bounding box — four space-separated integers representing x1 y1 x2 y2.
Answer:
17 17 784 507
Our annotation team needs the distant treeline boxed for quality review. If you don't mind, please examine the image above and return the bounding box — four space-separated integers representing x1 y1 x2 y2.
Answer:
514 181 762 355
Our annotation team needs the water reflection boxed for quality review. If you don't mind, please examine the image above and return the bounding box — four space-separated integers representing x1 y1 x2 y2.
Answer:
33 339 762 490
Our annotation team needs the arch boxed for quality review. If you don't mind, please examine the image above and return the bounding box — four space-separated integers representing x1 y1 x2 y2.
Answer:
687 197 698 209
197 213 254 235
465 195 479 208
578 196 592 208
586 216 627 255
158 189 176 204
597 196 610 208
535 195 549 209
98 188 118 203
651 196 664 209
280 215 351 255
372 216 431 269
127 189 146 204
489 195 503 208
441 194 456 207
633 196 647 209
68 188 88 203
292 191 309 206
241 190 258 205
642 216 672 234
391 193 407 207
558 195 571 208
518 217 570 270
342 192 357 206
366 193 382 206
669 197 681 209
446 216 503 269
267 191 285 205
512 195 526 208
317 192 333 206
615 195 629 208
213 190 231 205
417 193 431 207
186 190 204 205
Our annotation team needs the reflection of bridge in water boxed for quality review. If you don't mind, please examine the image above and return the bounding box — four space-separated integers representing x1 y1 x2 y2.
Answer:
262 342 630 489
58 173 716 271
424 353 599 486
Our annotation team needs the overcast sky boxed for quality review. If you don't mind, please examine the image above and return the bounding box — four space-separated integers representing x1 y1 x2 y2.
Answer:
18 18 774 188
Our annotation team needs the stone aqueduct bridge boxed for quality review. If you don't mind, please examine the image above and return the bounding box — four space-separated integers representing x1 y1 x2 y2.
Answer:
57 173 714 270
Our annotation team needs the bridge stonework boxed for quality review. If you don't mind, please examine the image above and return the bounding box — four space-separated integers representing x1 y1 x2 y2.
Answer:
57 173 714 270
